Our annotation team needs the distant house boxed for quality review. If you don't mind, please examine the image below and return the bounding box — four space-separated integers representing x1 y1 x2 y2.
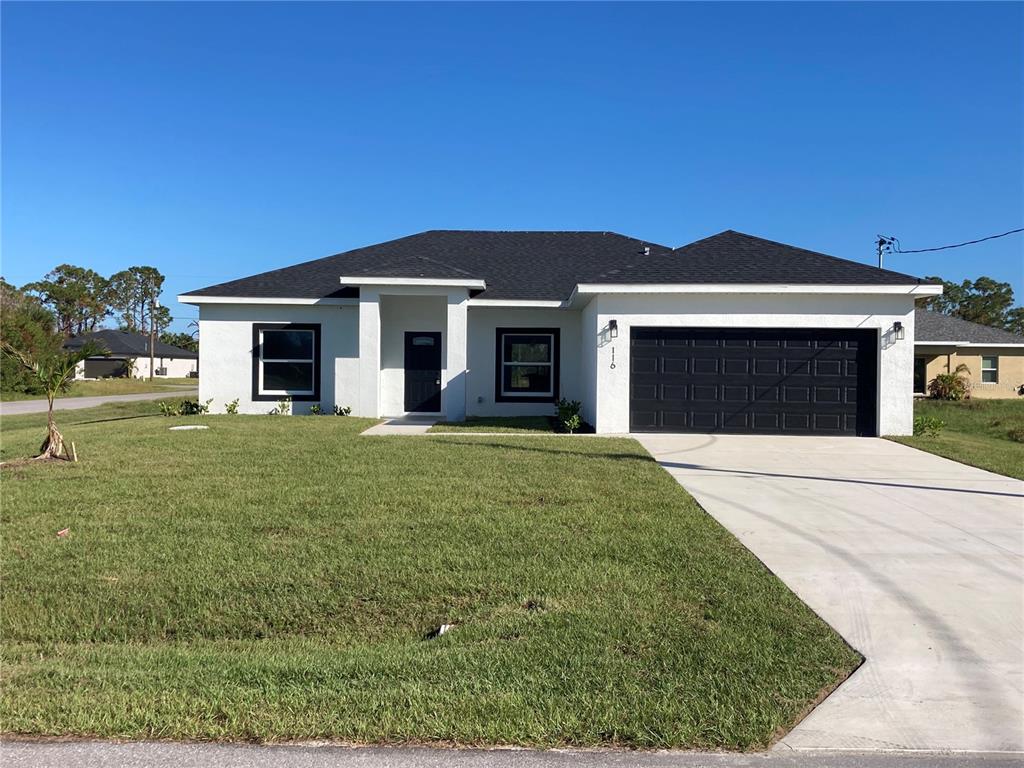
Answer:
64 329 198 380
914 309 1024 398
179 229 944 436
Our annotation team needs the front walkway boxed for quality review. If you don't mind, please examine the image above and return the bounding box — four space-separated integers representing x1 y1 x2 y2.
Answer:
0 387 198 416
360 416 438 435
635 434 1024 753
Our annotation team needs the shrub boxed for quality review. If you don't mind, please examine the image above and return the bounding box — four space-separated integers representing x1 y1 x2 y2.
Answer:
927 364 971 401
225 398 239 415
913 415 945 437
308 404 323 416
268 397 292 416
333 405 351 416
159 399 211 417
555 398 583 434
1008 427 1024 444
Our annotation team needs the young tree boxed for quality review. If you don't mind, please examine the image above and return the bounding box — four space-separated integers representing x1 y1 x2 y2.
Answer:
0 279 61 395
23 265 109 337
1 340 106 460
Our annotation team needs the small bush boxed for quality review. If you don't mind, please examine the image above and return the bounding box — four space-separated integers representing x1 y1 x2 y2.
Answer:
1007 427 1024 444
333 405 351 416
927 364 971 401
158 399 211 417
308 404 323 416
913 415 945 437
268 397 292 416
555 398 582 434
225 399 239 415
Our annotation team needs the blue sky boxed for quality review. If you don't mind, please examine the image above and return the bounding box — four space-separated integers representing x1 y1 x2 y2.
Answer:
3 1 1022 332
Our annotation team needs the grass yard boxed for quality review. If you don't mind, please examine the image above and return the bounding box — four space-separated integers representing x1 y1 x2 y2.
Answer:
428 416 556 433
1 378 197 401
892 398 1024 480
1 402 859 749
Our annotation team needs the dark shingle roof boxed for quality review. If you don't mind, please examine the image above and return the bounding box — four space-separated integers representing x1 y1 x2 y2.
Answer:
183 230 930 302
915 308 1024 345
64 329 198 359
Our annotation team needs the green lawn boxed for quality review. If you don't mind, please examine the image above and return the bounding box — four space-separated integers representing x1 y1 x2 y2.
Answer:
1 402 858 748
1 378 197 401
429 416 557 433
892 398 1024 480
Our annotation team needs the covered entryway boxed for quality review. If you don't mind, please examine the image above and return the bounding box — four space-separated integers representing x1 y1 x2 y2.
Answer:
630 328 877 435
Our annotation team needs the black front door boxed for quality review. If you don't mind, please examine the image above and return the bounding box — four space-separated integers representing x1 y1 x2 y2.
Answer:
404 332 442 412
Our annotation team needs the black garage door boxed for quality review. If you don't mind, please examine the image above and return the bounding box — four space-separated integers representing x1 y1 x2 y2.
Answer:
630 328 877 436
83 358 128 378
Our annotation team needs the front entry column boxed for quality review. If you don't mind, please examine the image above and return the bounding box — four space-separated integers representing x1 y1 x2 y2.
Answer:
358 289 381 417
444 290 468 422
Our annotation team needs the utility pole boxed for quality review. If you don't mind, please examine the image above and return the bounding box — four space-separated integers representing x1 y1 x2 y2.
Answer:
877 236 885 269
149 282 156 381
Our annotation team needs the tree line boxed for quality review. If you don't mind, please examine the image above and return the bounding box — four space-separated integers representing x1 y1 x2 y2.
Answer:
920 275 1024 334
1 264 197 396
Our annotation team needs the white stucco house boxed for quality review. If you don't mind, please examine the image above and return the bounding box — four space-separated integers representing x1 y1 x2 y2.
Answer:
179 230 941 435
65 329 198 379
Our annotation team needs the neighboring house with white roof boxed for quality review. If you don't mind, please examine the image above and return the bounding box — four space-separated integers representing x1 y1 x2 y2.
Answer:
914 308 1024 398
179 230 944 435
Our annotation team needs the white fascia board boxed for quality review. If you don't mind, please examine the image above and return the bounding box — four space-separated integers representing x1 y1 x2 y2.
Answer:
338 276 486 289
915 340 1024 349
955 342 1024 349
573 283 944 295
178 295 358 306
468 298 565 308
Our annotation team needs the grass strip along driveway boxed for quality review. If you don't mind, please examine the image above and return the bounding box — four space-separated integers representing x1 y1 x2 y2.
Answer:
1 402 858 749
893 399 1024 480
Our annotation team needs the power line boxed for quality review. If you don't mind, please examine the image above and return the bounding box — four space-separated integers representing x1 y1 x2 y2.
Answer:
878 227 1024 256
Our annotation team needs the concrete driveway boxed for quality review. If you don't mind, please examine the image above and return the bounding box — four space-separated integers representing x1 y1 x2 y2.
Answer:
635 434 1024 753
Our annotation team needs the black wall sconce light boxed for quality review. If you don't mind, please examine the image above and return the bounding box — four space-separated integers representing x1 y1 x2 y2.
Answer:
609 319 618 339
893 321 905 341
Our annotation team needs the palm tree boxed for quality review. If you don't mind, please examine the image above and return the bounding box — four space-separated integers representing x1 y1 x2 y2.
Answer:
1 340 105 460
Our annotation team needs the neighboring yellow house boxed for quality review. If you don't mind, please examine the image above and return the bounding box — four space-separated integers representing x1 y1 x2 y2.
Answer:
915 308 1024 399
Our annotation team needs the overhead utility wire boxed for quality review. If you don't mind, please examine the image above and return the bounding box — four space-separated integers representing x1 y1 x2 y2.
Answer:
875 227 1023 268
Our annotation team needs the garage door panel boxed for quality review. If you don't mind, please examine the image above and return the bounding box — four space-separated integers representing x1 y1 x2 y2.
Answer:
629 328 877 436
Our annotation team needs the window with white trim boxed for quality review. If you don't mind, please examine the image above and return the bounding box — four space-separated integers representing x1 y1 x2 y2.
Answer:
253 324 320 400
495 329 559 401
981 356 998 384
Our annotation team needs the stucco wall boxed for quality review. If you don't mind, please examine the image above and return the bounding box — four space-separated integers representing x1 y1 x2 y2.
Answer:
197 303 359 414
465 306 582 417
74 356 197 379
921 349 1024 399
586 292 918 435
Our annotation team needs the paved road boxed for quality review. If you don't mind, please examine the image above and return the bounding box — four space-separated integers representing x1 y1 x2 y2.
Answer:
635 434 1024 753
2 741 1021 768
0 388 197 416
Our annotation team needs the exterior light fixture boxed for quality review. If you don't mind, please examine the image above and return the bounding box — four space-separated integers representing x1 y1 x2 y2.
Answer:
893 321 905 341
609 319 619 339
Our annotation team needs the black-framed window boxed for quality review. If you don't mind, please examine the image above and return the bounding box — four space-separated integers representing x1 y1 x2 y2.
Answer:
494 328 560 402
252 323 321 401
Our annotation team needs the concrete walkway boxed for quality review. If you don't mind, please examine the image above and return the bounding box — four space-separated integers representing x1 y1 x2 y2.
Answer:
635 434 1024 754
3 741 1021 768
360 415 438 435
0 388 197 416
